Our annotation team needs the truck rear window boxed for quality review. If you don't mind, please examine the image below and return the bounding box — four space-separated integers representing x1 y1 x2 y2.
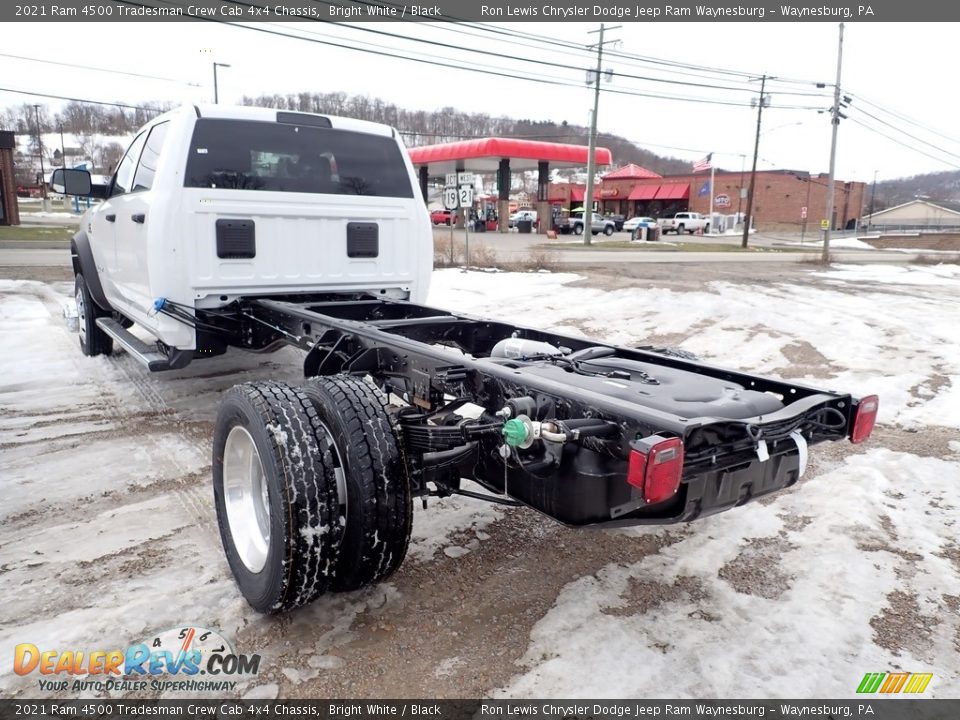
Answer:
184 118 413 198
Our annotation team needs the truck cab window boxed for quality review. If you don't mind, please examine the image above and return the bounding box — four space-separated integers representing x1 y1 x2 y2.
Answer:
132 122 170 192
112 131 147 196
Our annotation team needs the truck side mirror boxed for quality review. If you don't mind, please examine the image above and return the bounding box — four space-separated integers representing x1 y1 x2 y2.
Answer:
51 168 92 196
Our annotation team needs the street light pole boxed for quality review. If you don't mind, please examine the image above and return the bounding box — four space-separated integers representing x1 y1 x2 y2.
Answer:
213 62 231 104
741 74 768 249
33 104 48 212
822 22 845 263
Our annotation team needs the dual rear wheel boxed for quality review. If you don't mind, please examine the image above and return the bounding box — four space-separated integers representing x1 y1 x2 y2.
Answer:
212 376 412 613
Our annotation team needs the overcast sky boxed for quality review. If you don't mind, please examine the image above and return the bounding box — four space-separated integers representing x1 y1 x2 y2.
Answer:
3 21 958 183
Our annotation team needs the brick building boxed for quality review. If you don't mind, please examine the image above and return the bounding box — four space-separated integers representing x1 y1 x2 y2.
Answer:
551 166 866 232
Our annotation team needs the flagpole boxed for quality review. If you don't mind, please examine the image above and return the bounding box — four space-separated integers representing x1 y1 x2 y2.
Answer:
708 161 715 234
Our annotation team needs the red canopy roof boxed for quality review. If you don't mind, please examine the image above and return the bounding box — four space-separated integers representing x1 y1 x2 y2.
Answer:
627 185 660 200
654 183 690 200
407 137 613 174
602 163 662 180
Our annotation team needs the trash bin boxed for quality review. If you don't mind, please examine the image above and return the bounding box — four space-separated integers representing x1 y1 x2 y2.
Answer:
632 225 660 242
517 219 533 234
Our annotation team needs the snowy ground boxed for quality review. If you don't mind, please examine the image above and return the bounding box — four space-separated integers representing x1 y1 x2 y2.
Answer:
1 263 958 699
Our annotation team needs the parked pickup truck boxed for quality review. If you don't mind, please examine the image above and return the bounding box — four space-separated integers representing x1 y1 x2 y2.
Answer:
53 104 878 616
660 211 710 235
557 211 616 236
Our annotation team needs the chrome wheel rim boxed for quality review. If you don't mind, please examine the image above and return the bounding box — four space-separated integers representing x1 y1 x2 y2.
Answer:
223 425 271 573
76 285 86 346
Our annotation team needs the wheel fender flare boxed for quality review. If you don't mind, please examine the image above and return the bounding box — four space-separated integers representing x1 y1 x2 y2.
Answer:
71 231 112 312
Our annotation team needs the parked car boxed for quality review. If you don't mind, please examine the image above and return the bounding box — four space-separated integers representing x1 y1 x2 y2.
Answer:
508 209 538 228
430 209 456 226
605 214 626 231
622 216 656 234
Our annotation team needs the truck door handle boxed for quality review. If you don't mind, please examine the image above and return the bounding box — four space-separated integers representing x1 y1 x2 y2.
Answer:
131 213 146 224
105 214 116 222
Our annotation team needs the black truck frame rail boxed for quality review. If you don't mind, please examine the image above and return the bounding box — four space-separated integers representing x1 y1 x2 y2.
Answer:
199 293 862 528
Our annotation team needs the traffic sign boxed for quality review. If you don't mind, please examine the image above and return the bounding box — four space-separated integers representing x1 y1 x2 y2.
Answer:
820 219 829 230
800 206 807 219
443 187 459 211
445 172 473 187
458 184 474 207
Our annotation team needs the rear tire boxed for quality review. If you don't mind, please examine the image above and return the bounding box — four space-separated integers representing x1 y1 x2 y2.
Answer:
573 224 584 235
301 375 412 593
75 273 113 357
677 224 685 235
213 381 344 613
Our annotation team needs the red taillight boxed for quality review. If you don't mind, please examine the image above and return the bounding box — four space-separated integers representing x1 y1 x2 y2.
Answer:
627 436 684 504
851 394 879 444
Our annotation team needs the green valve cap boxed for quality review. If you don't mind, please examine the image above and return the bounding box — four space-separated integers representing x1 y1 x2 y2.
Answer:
502 418 529 447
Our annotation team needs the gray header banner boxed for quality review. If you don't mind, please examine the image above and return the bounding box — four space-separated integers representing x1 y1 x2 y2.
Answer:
0 701 957 719
3 0 959 22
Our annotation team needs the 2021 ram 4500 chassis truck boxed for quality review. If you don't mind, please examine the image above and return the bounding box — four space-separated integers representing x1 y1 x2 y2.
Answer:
55 105 879 613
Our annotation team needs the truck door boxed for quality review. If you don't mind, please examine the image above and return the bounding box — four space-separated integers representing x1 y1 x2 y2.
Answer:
114 122 169 311
89 131 146 304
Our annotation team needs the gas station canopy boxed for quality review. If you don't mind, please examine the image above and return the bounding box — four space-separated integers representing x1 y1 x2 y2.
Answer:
407 137 613 175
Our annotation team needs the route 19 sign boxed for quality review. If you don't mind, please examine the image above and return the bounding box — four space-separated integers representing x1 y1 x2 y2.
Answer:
442 187 459 211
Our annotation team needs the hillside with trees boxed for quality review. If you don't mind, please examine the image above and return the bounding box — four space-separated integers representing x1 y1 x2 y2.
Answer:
4 92 959 200
239 90 694 176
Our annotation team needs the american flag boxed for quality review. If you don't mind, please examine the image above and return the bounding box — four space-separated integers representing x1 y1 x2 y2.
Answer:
692 153 713 172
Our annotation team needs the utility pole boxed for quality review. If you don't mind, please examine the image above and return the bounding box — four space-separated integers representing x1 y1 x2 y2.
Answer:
33 104 48 212
583 23 619 245
822 23 845 263
867 168 878 229
59 123 66 169
741 75 768 249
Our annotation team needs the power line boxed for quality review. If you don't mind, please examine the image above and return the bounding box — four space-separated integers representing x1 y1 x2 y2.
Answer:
0 51 197 86
0 86 168 112
849 118 960 171
852 107 960 163
851 93 960 148
119 0 818 111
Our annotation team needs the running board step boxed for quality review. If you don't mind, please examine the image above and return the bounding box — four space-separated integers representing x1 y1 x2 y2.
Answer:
95 317 173 371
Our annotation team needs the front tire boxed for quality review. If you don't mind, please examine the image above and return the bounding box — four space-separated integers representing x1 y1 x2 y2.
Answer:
300 375 412 593
213 382 344 613
573 223 584 235
603 225 614 236
75 273 113 357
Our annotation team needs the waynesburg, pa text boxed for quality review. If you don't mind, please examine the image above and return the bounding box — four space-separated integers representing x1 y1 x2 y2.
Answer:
479 704 876 718
480 4 876 18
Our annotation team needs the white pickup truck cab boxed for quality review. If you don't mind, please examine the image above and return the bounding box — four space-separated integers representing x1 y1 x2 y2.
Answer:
58 104 432 369
658 211 710 235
